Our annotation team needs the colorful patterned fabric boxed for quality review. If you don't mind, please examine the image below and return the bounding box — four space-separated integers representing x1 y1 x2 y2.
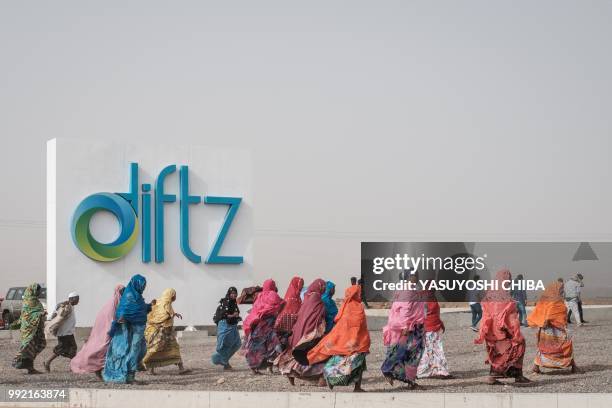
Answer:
243 279 284 336
382 289 426 347
276 279 327 379
534 326 573 369
16 284 45 348
142 326 182 368
12 283 46 370
244 315 280 369
142 288 182 369
274 277 304 334
323 353 367 386
417 329 450 378
276 349 325 379
381 324 425 384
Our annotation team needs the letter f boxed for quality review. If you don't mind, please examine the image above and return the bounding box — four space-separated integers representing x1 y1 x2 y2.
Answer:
155 165 176 263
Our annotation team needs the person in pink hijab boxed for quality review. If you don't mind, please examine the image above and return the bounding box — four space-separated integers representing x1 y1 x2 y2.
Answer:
475 269 530 385
380 271 427 389
242 279 285 374
70 284 124 378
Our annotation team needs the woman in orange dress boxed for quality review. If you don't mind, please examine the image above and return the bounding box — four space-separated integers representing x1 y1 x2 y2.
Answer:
307 285 370 392
527 281 582 374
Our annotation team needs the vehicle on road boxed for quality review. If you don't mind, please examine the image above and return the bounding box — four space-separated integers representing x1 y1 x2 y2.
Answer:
0 296 4 329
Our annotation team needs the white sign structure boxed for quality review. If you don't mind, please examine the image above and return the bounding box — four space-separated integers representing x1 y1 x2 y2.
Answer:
47 138 254 326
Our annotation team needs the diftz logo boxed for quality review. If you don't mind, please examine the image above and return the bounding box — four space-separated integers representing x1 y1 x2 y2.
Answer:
71 163 243 264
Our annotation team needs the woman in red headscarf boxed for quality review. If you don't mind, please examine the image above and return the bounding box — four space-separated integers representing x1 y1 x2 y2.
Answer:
527 281 581 374
242 279 284 374
417 291 452 379
474 269 530 384
307 285 370 392
275 279 327 386
274 276 305 349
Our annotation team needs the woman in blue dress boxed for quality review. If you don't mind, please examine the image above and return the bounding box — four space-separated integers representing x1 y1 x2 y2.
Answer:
103 274 153 384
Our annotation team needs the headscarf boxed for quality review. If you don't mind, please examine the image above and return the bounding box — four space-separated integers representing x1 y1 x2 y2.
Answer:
222 286 239 309
475 269 524 345
480 268 513 303
214 286 240 325
307 285 370 364
274 277 304 332
382 283 427 346
226 286 238 298
18 283 45 346
147 288 176 326
423 291 444 333
288 279 326 349
322 281 338 333
70 284 124 373
527 281 567 329
109 274 149 336
243 279 284 336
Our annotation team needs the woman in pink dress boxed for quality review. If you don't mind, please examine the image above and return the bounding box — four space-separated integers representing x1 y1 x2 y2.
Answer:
70 284 124 378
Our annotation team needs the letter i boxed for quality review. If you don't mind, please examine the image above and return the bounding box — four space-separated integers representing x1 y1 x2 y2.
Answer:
141 183 152 263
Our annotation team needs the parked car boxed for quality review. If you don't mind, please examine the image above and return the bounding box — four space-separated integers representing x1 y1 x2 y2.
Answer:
0 296 4 329
2 285 47 326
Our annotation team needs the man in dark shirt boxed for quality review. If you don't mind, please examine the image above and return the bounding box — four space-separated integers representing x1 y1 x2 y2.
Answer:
357 277 369 309
467 275 482 332
511 274 528 326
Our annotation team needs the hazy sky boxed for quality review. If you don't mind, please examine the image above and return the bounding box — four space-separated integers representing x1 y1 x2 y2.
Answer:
1 1 611 287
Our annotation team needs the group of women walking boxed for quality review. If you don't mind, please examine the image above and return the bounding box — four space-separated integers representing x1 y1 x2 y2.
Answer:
11 268 583 390
12 275 188 383
231 277 371 391
215 269 583 390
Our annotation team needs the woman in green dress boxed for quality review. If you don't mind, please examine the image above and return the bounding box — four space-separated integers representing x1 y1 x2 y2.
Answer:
12 283 47 374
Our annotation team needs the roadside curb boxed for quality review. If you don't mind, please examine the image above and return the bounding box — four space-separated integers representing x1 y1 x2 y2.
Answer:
1 390 611 408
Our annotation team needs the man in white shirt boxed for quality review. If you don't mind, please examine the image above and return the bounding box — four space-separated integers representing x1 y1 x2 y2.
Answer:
44 292 79 372
564 274 584 327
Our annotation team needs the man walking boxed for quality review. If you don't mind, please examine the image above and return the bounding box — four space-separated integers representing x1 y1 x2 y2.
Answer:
44 292 80 372
357 278 370 309
468 274 482 332
511 274 528 326
564 274 584 327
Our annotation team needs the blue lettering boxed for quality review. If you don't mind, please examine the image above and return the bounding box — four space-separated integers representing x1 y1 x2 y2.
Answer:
204 196 243 264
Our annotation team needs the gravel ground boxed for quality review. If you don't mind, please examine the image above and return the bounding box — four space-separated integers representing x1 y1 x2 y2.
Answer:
1 323 611 393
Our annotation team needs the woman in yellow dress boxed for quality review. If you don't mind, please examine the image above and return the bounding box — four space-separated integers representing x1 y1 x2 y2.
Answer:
142 288 190 374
